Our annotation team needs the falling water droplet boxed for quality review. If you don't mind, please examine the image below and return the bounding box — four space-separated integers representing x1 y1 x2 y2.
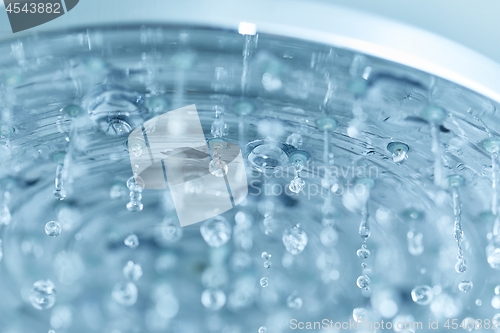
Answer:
155 218 183 245
124 234 139 249
48 330 55 333
411 285 433 305
282 225 308 255
261 252 272 260
258 326 267 333
45 221 62 237
356 245 370 259
356 275 371 289
209 159 229 177
495 285 500 295
458 280 473 293
455 257 468 273
126 176 145 212
407 230 424 256
112 282 138 306
476 299 482 306
286 133 303 148
123 261 143 281
260 277 269 288
29 280 56 310
487 247 500 269
200 216 231 248
353 307 368 322
289 175 305 193
201 289 226 311
387 142 409 164
286 295 303 309
0 204 11 225
263 261 272 269
320 226 338 247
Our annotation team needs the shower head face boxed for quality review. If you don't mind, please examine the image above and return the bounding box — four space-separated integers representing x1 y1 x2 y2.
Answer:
0 26 499 332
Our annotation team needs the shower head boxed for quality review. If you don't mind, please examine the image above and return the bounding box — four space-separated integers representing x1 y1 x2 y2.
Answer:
0 2 500 332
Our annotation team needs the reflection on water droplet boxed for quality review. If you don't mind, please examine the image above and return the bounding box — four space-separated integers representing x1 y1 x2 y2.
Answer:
455 258 467 273
209 159 229 177
286 133 303 148
411 285 433 305
124 234 139 249
458 280 473 293
123 261 143 281
356 275 370 289
112 282 138 306
45 221 62 237
247 141 291 175
353 307 368 322
200 216 231 248
286 295 303 309
30 280 56 310
201 289 226 311
282 225 308 255
261 252 272 260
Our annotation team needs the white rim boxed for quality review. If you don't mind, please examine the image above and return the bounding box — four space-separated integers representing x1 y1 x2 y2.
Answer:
2 0 500 104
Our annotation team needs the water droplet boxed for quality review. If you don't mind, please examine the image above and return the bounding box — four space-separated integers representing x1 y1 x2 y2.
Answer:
315 116 337 131
200 216 231 248
48 330 55 333
487 247 500 269
411 285 433 305
286 133 303 148
201 289 226 311
282 225 308 255
356 245 370 259
260 277 269 288
289 175 305 193
476 299 482 306
0 204 11 225
145 96 169 114
258 326 267 333
45 221 62 237
109 183 128 199
320 226 338 247
387 142 409 164
263 261 272 269
112 282 138 306
86 85 144 136
353 307 368 322
482 138 500 154
401 208 425 221
209 158 229 177
407 230 424 256
30 280 56 310
261 252 272 260
458 280 473 293
211 118 229 138
155 218 183 245
356 275 371 289
124 234 139 249
123 261 143 281
495 285 500 295
422 105 446 123
455 258 467 273
286 295 303 309
246 140 292 175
